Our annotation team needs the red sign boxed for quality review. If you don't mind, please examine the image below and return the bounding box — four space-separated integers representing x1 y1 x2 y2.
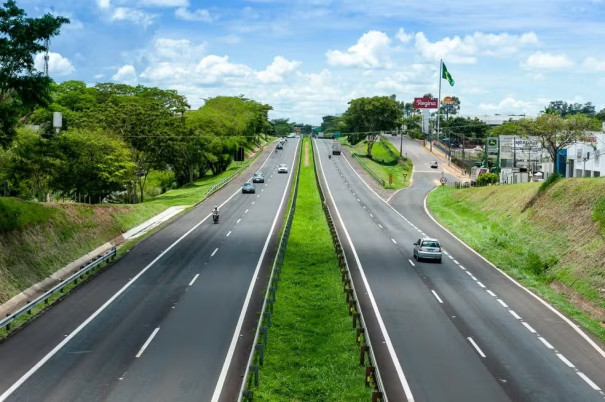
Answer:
414 97 438 109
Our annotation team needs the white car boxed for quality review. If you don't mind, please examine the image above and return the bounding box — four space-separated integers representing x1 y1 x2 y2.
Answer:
277 163 288 173
430 161 438 168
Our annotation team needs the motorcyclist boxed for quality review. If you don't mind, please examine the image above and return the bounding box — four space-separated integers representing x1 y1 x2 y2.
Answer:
212 206 220 222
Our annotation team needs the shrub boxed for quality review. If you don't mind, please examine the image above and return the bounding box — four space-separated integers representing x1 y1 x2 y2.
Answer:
593 197 605 235
476 172 499 186
538 172 562 193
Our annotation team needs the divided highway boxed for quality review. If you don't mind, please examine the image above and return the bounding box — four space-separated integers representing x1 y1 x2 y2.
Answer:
315 138 605 401
0 138 300 402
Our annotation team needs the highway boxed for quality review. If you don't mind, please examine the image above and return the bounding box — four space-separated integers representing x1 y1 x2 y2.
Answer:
315 137 605 401
0 138 300 402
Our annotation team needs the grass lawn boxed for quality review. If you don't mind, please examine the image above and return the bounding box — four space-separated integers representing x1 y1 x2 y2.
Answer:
345 137 412 189
427 181 605 342
254 138 370 401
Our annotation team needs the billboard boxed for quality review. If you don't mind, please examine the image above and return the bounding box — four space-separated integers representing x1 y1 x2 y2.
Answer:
414 97 438 109
499 136 544 161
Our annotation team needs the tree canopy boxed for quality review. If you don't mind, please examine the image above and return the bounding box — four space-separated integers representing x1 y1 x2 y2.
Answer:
0 1 69 148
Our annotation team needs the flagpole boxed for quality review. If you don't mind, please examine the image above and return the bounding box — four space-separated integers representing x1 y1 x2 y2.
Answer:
437 59 442 142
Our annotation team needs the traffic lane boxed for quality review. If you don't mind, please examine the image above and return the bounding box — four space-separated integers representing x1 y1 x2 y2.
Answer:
318 147 508 401
0 145 278 392
106 209 278 402
323 144 604 400
401 188 605 394
4 149 296 400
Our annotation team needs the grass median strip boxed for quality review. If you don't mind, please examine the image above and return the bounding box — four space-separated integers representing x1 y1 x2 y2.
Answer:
255 138 370 400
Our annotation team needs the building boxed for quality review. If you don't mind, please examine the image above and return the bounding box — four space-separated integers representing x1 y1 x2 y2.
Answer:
565 132 605 178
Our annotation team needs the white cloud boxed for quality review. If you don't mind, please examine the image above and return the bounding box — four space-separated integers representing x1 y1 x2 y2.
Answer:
94 73 105 80
478 97 533 112
415 31 539 64
111 7 156 27
220 35 241 45
34 52 75 76
112 65 138 84
175 7 213 22
139 0 188 6
97 0 110 9
582 57 605 72
194 55 253 84
257 56 301 83
326 30 392 69
522 52 574 70
396 28 412 44
151 38 205 62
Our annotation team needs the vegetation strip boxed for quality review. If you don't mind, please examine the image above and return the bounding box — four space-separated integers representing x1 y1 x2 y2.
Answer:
251 138 370 400
427 181 605 342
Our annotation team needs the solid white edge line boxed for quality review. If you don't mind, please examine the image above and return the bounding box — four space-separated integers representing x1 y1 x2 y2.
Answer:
431 290 444 304
210 139 300 402
522 322 537 333
136 327 160 358
0 184 243 401
318 140 415 401
577 372 601 391
189 274 200 287
539 337 554 349
556 353 575 368
422 188 605 359
467 337 486 358
211 248 218 257
509 310 522 320
408 259 415 267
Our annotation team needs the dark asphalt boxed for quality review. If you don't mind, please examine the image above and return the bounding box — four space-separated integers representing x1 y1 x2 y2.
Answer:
314 137 605 402
0 139 300 402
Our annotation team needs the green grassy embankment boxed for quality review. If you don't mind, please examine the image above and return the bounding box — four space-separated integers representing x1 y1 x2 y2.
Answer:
344 136 412 189
0 153 260 305
427 178 605 341
255 138 370 400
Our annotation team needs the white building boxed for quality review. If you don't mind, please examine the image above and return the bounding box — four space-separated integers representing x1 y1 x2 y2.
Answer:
565 132 605 178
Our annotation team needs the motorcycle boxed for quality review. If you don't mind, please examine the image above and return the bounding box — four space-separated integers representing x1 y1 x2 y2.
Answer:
212 212 219 224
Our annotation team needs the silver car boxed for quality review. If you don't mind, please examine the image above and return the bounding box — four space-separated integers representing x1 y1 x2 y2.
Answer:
413 237 442 263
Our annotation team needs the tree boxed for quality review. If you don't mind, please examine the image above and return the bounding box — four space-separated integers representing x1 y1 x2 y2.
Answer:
320 115 346 134
596 108 605 122
271 118 294 137
0 1 69 148
542 100 596 117
344 96 403 157
519 114 600 169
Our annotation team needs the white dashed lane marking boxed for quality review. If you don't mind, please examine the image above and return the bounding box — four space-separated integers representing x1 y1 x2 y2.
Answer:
522 322 537 333
211 248 218 257
189 274 199 286
509 310 522 320
539 337 554 349
557 353 575 368
497 299 509 308
467 337 486 358
226 231 231 237
486 290 496 297
431 290 443 304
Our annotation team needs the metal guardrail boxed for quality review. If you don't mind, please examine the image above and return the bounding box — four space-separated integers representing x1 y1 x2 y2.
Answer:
204 146 264 199
314 141 387 401
351 153 386 187
0 247 117 333
238 139 303 401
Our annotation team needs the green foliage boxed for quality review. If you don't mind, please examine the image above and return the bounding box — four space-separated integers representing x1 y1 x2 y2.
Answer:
538 172 562 193
271 118 294 137
542 100 596 117
0 198 56 232
442 116 490 140
476 172 499 186
525 251 557 276
0 1 69 148
592 197 605 234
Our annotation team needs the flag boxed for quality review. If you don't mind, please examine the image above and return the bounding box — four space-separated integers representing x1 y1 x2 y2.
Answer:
442 62 455 86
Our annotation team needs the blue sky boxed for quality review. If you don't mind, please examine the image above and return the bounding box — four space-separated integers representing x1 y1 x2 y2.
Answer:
21 0 605 125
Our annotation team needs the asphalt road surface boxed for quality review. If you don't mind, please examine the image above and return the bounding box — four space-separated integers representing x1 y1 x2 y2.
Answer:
0 138 300 402
315 137 605 402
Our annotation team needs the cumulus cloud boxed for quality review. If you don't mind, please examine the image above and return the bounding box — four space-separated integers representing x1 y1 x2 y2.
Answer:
194 55 253 84
415 31 539 63
396 28 412 44
97 0 110 9
478 97 533 112
112 64 138 84
521 52 574 70
34 52 75 76
111 7 156 27
175 7 213 22
582 57 605 72
257 56 301 83
326 30 392 69
151 38 205 61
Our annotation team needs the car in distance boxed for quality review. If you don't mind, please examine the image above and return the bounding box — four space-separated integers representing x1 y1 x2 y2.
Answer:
430 161 438 168
252 172 264 183
413 237 442 263
277 163 288 173
242 182 256 194
276 142 283 150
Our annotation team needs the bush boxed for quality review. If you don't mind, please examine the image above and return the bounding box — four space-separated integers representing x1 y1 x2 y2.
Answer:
476 172 499 186
538 172 562 193
592 197 605 235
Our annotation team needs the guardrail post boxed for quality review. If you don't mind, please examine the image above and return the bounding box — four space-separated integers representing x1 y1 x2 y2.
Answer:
255 343 264 365
360 345 368 365
242 390 253 401
353 313 361 329
264 310 271 327
372 391 384 401
365 366 375 387
250 365 259 386
266 298 274 314
348 299 356 315
260 326 268 346
356 327 364 345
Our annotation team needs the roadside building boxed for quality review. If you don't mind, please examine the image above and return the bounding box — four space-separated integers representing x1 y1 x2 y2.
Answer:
564 132 605 178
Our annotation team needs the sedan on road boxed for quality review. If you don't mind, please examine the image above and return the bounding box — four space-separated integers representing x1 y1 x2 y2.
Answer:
413 237 442 263
252 172 264 183
430 161 438 168
277 164 288 173
242 182 256 193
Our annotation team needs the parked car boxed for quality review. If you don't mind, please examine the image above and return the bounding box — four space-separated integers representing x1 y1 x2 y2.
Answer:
277 163 288 173
252 172 264 183
430 161 438 168
413 237 442 263
242 182 256 193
